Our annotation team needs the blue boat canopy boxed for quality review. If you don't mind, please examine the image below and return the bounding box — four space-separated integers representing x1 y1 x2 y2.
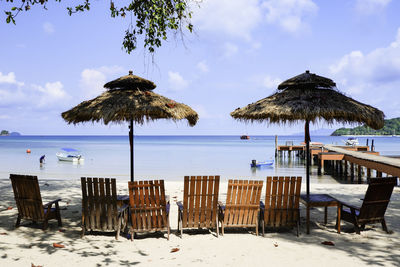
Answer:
61 148 79 152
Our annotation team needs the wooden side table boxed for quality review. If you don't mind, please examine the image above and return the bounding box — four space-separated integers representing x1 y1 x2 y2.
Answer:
300 194 341 234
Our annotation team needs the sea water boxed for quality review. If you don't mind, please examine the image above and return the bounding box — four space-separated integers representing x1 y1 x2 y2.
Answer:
1 135 399 182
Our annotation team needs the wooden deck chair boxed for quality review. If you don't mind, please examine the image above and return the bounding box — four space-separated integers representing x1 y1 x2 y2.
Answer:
260 176 302 236
81 177 128 240
177 176 220 237
218 179 263 235
128 180 170 241
337 177 397 234
10 174 62 230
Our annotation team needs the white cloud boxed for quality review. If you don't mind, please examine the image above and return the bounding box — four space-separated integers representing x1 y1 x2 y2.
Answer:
355 0 391 15
330 28 400 87
223 42 239 58
0 72 24 86
262 0 318 33
43 22 55 34
0 74 69 111
191 0 262 40
329 27 400 117
32 81 69 107
168 71 188 91
263 75 282 89
0 115 10 119
197 61 209 73
80 66 124 98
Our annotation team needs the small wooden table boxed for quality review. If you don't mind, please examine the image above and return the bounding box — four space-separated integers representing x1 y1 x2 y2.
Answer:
300 194 341 234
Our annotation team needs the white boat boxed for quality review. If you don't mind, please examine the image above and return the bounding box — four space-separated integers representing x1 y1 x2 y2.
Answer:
56 148 84 162
344 137 359 146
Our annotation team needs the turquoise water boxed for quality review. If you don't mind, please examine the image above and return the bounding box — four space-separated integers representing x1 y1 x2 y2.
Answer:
1 135 399 181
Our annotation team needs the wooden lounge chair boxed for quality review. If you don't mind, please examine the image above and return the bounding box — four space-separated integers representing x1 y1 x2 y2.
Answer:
81 177 128 239
260 176 302 236
128 180 170 241
218 179 263 235
10 174 62 230
337 177 397 234
177 175 220 237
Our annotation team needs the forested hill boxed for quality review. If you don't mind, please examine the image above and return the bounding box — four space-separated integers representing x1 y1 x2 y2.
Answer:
331 117 400 136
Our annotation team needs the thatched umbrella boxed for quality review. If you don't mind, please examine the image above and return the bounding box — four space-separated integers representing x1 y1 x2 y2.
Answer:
231 70 384 196
62 70 198 182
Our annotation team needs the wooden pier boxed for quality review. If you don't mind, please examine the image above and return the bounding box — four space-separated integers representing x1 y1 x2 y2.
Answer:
318 145 400 182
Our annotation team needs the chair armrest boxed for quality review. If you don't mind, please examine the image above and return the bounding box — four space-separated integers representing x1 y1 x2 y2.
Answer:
117 195 129 201
176 201 183 211
118 204 129 214
218 201 225 211
43 199 62 208
339 201 360 211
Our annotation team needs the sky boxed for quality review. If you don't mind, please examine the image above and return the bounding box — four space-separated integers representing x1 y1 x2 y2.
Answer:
1 0 400 136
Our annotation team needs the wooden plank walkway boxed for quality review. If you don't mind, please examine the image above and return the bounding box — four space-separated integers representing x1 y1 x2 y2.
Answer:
323 145 400 177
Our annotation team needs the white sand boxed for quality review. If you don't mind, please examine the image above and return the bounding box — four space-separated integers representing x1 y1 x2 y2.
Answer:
0 179 399 267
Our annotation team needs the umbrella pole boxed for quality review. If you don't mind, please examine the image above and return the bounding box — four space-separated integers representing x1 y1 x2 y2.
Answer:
305 120 310 196
129 119 134 182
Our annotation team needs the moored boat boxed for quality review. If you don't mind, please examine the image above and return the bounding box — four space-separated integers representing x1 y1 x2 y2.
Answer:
240 135 250 140
344 137 359 146
56 148 84 162
250 159 274 167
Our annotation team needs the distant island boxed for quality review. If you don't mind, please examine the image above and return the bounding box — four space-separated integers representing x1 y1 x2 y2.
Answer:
0 130 21 136
331 117 400 136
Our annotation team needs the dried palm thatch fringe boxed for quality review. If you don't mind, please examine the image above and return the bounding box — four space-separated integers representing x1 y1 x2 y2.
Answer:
61 89 198 126
230 88 384 130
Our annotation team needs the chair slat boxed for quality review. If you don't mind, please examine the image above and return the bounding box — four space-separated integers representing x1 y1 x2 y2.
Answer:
182 176 189 228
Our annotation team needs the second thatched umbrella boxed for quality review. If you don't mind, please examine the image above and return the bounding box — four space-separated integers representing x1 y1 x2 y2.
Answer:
62 70 198 182
231 70 384 196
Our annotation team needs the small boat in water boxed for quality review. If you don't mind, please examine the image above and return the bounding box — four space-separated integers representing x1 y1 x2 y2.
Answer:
344 137 359 146
56 148 84 162
240 135 250 140
251 159 274 167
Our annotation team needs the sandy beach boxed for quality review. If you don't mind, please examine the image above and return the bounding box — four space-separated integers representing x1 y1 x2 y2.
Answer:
0 178 399 267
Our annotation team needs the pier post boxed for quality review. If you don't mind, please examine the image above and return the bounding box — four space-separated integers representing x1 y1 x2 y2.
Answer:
377 171 382 177
318 158 322 175
350 163 355 182
357 165 362 183
339 160 343 178
344 160 348 180
367 168 371 178
371 139 375 151
275 135 278 158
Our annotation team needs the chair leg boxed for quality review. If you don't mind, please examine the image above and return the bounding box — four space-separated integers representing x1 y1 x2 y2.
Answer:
56 202 62 227
381 219 389 233
43 220 49 230
167 215 170 241
221 221 224 236
296 220 300 237
216 217 219 238
255 220 259 236
262 219 265 237
15 215 21 228
81 226 85 238
116 215 122 240
353 217 361 234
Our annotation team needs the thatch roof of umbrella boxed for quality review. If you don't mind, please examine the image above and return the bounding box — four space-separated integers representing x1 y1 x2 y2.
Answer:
277 70 336 90
61 70 198 182
61 70 198 126
231 70 385 200
230 87 384 129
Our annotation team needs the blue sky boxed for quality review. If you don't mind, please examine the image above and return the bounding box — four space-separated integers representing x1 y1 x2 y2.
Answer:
1 0 400 135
